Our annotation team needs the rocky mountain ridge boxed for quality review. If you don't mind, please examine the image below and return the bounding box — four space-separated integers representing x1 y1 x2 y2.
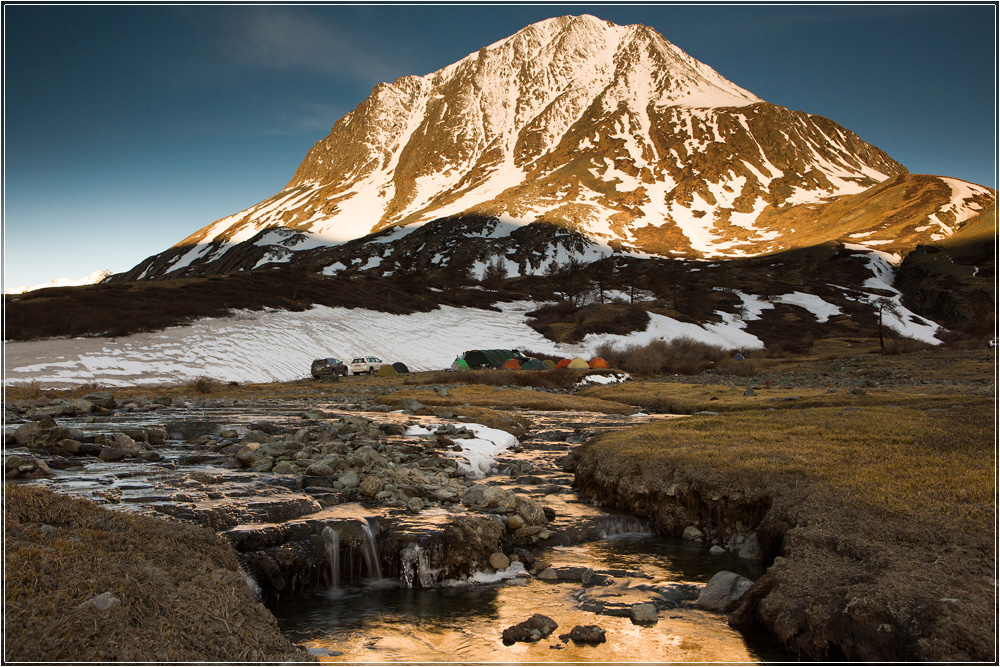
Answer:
114 14 993 284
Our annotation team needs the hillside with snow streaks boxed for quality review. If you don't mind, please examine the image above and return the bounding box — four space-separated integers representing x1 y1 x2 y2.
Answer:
117 13 985 283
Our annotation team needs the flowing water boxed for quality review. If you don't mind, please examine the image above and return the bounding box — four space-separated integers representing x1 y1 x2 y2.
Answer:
273 533 785 662
6 396 791 662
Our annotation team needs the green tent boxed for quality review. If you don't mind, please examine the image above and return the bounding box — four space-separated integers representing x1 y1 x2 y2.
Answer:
522 359 547 371
451 357 470 371
392 362 410 374
542 359 557 370
464 349 521 369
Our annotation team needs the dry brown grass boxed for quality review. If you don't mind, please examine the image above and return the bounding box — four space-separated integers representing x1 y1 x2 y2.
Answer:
384 384 635 414
412 368 580 389
584 400 996 531
3 485 310 662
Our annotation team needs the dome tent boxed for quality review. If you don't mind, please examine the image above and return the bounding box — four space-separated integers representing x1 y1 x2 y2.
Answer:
568 358 590 369
377 364 399 377
589 357 610 369
392 362 410 374
542 359 557 370
555 358 572 369
451 357 470 371
502 358 522 370
463 349 523 369
522 359 547 371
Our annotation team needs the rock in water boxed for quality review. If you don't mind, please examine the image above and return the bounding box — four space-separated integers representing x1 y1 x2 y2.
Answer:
502 614 558 645
559 625 607 644
695 571 754 612
629 603 658 625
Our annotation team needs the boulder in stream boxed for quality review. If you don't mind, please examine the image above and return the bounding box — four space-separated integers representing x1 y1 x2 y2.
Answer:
502 614 558 645
559 625 607 644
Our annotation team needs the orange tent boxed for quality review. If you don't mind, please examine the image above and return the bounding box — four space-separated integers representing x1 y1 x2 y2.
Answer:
502 358 522 370
555 358 572 369
589 357 610 369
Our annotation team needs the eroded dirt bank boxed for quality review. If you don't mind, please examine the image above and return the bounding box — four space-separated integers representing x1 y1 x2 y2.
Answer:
571 440 996 661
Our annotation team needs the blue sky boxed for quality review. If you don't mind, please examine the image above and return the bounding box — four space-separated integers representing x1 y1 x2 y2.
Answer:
3 3 996 288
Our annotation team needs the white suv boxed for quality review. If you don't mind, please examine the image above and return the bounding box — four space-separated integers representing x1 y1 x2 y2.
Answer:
350 356 385 375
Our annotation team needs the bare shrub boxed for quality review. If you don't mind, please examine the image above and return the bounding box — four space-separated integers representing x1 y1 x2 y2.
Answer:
595 337 730 376
186 376 222 394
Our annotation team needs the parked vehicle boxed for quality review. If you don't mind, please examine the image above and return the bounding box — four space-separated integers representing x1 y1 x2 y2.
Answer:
311 358 348 379
350 356 385 375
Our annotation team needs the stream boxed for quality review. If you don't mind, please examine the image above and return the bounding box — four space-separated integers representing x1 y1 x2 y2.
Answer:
5 395 790 662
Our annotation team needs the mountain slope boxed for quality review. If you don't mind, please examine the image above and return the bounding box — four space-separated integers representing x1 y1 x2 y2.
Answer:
114 13 992 283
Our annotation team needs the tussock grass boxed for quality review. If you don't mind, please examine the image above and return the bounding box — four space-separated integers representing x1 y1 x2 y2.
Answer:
585 400 995 531
3 485 309 662
384 384 634 414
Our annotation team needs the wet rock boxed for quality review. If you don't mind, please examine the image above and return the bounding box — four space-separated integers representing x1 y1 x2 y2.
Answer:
502 614 558 645
710 545 727 556
506 515 525 531
406 497 424 513
738 533 762 561
401 398 426 413
99 433 141 461
559 625 606 644
4 455 52 479
682 525 704 542
696 571 753 612
77 592 122 611
381 423 405 436
629 603 658 625
489 552 510 570
359 475 384 497
82 392 116 410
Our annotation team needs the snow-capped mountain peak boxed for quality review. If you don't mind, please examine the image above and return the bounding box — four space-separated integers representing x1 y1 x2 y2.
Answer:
117 15 992 282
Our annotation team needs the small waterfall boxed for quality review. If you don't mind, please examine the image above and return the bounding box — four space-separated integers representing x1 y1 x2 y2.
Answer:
322 526 340 589
595 515 654 538
360 520 383 583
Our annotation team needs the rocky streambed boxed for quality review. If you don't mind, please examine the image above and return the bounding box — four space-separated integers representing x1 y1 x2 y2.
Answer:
3 387 790 661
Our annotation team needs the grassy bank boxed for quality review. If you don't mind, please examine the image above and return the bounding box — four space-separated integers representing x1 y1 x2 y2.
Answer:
3 485 311 662
573 394 996 660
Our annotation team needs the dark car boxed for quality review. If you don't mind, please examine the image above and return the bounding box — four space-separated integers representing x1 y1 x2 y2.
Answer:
311 358 348 379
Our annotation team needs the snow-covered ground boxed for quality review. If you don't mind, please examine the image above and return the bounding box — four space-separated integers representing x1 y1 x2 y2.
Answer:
3 299 769 388
2 250 943 388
